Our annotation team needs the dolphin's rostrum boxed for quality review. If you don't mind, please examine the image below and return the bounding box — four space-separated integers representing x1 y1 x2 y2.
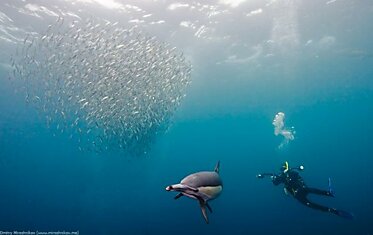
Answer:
165 161 222 223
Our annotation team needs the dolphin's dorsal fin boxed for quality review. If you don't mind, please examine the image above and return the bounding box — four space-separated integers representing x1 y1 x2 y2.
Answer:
214 161 220 173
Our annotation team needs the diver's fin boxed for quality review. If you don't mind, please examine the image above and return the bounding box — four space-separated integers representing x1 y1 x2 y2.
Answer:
174 193 183 200
328 177 335 197
214 161 220 174
335 210 355 220
206 202 212 213
198 198 209 224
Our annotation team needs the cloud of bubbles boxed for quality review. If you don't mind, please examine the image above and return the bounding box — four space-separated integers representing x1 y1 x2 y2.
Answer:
272 112 295 149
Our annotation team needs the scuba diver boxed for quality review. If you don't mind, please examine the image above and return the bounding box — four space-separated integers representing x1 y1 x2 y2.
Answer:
257 161 354 219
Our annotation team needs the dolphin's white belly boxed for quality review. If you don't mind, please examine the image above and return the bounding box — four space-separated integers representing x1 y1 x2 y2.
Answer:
198 185 222 200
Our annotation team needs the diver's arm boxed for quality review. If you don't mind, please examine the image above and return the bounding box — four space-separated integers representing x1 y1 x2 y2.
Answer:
290 165 304 171
256 172 284 185
256 173 275 179
271 174 285 185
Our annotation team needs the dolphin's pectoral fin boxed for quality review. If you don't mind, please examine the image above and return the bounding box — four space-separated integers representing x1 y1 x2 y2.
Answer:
174 193 183 200
206 202 212 213
198 198 209 224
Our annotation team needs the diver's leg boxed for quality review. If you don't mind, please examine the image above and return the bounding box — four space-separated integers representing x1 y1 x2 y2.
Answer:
306 187 334 197
295 190 354 219
294 190 330 212
297 196 331 212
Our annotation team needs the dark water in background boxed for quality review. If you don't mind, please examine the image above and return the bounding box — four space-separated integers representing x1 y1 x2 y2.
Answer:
1 1 373 235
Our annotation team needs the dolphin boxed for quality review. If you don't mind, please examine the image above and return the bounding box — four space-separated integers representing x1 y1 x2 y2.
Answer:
165 161 222 224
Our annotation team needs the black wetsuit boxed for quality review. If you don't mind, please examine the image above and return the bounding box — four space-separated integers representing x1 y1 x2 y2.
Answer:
271 170 338 214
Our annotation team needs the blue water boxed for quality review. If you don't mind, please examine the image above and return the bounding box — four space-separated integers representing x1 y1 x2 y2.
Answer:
1 1 373 235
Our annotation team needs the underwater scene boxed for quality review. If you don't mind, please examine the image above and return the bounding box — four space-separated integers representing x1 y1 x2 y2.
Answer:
0 0 372 234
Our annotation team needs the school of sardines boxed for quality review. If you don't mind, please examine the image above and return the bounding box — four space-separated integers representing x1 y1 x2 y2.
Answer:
11 17 192 155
